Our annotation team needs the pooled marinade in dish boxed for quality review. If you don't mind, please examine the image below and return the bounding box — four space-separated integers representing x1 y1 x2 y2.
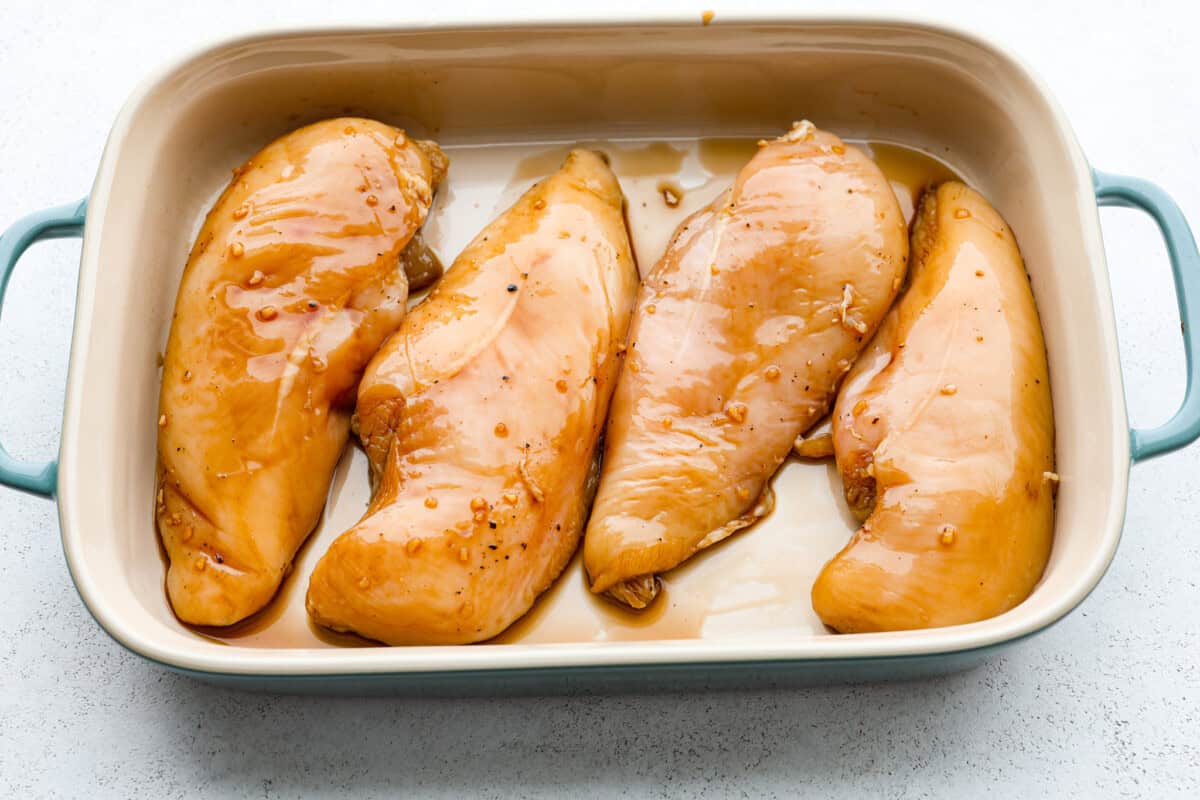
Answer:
305 150 639 645
583 122 909 609
812 181 1056 632
156 118 446 626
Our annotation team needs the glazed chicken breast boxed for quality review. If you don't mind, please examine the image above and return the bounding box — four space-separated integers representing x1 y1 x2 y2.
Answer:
812 181 1055 633
583 122 909 609
157 118 446 626
305 150 639 645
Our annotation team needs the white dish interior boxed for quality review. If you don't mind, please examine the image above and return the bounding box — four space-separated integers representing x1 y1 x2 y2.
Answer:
61 19 1128 675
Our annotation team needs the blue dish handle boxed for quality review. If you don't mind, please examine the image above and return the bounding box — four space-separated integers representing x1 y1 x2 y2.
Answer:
1094 170 1200 461
0 198 87 498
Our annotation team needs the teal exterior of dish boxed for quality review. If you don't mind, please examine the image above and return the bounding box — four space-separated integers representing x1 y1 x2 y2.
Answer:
0 167 1196 693
98 626 1026 694
179 652 995 694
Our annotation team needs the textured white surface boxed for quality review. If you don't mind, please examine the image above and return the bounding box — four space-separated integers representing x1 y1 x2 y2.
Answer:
1 0 1198 797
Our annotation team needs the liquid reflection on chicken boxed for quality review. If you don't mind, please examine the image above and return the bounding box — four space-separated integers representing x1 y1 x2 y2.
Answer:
157 118 446 626
813 182 1055 633
584 122 909 610
305 150 639 645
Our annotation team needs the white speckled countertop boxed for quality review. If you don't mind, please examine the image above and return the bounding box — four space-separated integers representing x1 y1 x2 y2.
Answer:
1 0 1198 796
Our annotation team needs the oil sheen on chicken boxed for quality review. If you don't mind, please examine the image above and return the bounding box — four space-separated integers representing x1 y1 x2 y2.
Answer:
156 118 446 626
812 181 1055 632
305 150 639 645
583 122 909 609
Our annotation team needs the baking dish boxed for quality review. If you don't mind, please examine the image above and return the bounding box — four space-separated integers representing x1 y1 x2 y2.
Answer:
3 13 1199 693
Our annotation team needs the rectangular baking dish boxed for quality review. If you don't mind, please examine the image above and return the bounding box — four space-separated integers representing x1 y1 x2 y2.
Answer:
3 13 1199 693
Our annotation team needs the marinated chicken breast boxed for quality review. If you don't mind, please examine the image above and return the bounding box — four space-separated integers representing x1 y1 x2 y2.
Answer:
157 118 446 626
305 150 639 645
813 182 1055 633
584 122 909 609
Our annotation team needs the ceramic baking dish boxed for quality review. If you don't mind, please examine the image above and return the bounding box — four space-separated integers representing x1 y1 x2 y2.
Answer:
2 14 1199 694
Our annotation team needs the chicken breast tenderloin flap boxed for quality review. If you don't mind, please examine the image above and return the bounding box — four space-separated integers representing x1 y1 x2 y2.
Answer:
813 181 1055 633
157 118 446 626
584 122 909 610
305 150 639 645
